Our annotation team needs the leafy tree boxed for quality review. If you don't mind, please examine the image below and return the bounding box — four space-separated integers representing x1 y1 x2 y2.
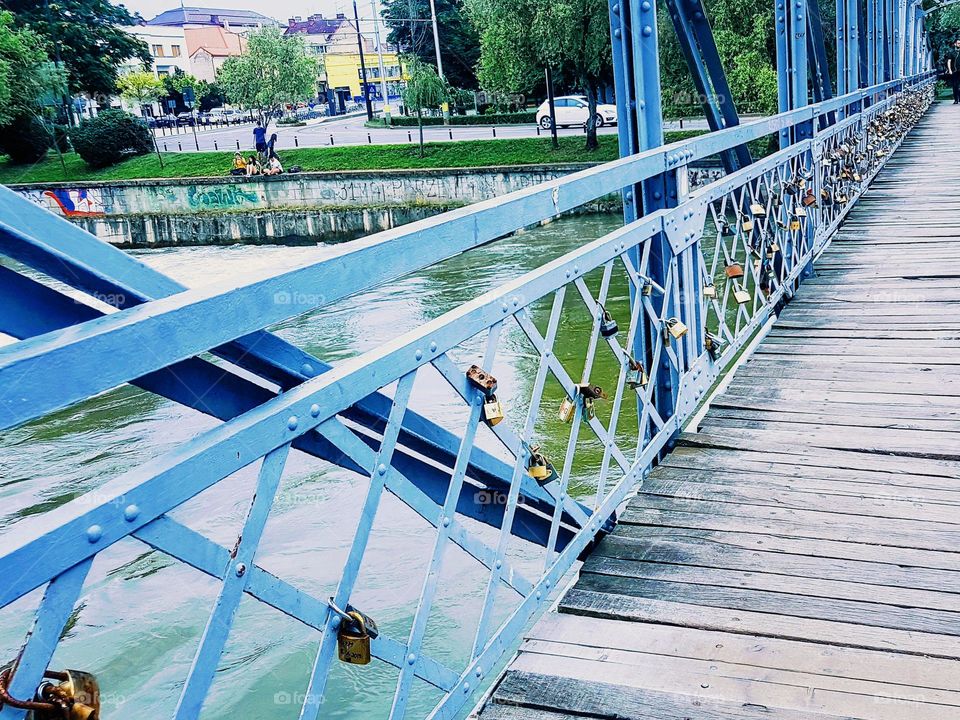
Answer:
159 70 217 114
466 0 612 150
927 4 960 72
117 71 164 113
402 55 450 155
217 27 319 124
70 108 152 167
383 0 480 89
3 0 150 97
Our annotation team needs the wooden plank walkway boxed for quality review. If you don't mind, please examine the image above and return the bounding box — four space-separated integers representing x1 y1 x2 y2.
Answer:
476 103 960 719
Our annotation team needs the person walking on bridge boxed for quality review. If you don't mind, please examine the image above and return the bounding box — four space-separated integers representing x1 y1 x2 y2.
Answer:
948 39 960 104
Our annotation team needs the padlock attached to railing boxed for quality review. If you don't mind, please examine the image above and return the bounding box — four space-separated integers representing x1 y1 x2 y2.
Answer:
466 364 504 426
336 606 379 666
0 664 101 720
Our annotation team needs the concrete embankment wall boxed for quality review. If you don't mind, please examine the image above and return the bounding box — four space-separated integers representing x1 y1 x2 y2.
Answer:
11 165 614 247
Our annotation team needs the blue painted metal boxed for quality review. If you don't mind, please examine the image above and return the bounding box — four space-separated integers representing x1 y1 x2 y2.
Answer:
663 0 753 172
0 4 937 717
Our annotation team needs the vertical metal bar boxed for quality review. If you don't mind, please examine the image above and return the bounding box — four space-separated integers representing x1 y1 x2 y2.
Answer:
776 0 791 147
387 326 501 720
790 0 811 139
0 560 92 720
837 0 848 98
298 371 417 719
866 0 876 86
471 289 566 658
175 444 291 719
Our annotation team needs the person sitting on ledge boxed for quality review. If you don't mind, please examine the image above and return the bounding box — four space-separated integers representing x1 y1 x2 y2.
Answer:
245 155 261 177
264 155 284 176
230 152 247 176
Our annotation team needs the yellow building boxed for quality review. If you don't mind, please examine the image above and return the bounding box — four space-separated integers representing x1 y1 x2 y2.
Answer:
285 14 406 103
323 50 406 101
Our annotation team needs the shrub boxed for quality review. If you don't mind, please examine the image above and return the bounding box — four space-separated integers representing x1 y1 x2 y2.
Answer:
0 114 53 164
70 109 153 168
366 111 537 128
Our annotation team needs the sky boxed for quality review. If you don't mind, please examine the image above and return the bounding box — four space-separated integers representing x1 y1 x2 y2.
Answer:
114 0 382 24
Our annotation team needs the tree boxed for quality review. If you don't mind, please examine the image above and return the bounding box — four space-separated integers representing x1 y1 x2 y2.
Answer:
218 27 319 125
402 55 450 155
383 0 480 89
3 0 150 97
117 71 164 113
927 4 960 71
0 11 53 125
466 0 612 150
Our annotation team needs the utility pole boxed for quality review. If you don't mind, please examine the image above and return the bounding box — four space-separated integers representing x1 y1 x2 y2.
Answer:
428 0 450 122
545 66 558 149
370 0 392 124
354 0 374 120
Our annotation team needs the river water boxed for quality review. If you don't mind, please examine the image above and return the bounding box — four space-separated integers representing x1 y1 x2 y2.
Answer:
0 213 640 719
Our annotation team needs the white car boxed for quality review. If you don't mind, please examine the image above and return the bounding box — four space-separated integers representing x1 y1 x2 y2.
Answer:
536 95 618 129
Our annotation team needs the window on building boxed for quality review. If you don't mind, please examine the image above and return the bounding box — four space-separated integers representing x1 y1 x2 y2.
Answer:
171 45 181 57
152 44 165 57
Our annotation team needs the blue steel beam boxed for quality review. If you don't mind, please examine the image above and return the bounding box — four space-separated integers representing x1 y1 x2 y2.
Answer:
0 267 577 549
663 0 753 172
807 0 837 125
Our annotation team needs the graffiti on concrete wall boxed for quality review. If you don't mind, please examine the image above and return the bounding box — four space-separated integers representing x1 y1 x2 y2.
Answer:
22 188 106 217
187 185 260 210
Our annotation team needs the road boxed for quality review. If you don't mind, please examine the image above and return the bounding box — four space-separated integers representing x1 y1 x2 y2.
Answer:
152 112 716 154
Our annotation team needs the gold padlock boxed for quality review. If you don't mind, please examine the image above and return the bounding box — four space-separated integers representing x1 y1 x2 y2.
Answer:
794 205 807 218
483 395 504 426
790 219 801 231
625 356 648 389
526 445 558 485
740 216 754 233
749 202 766 217
642 281 654 297
702 284 717 298
733 284 751 304
29 669 102 720
558 396 575 423
338 611 373 665
665 317 688 339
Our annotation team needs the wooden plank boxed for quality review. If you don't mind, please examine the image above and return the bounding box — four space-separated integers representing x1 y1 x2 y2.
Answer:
527 614 960 691
487 670 848 720
559 590 960 659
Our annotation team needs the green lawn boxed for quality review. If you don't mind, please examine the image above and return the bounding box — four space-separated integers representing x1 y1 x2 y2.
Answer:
0 131 706 185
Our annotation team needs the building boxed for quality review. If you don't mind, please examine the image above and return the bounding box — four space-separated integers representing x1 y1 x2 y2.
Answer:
185 26 247 82
122 24 191 78
285 13 405 101
146 7 278 30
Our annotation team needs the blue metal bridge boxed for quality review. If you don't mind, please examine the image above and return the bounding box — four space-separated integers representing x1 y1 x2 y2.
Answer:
0 0 947 718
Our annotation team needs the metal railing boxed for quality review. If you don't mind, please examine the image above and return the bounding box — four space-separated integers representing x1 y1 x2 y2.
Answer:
0 73 935 720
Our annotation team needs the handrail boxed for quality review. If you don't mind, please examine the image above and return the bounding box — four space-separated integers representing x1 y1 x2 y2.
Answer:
0 75 936 720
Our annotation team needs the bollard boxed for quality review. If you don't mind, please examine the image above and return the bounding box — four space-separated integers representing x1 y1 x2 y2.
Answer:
330 134 335 146
295 136 299 147
236 139 240 150
492 127 496 137
163 143 168 151
448 129 453 140
178 141 182 151
536 126 541 136
214 141 218 151
367 133 372 144
408 131 412 142
680 117 684 129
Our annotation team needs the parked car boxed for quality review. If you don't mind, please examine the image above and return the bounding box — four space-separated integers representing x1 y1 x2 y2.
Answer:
536 96 618 129
176 112 196 126
154 113 178 129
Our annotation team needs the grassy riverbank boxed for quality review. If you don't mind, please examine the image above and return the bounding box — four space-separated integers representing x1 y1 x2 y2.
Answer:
0 132 707 185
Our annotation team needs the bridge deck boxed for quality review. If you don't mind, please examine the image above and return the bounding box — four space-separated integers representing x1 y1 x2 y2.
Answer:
476 104 960 719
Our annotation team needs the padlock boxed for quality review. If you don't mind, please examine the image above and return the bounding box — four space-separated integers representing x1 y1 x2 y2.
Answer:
802 190 817 207
642 281 654 297
724 262 744 279
558 396 576 423
702 284 717 298
852 171 862 182
749 202 766 217
337 609 378 665
790 219 801 231
583 395 596 420
733 284 751 305
719 220 735 237
466 365 497 395
665 317 688 339
794 205 807 218
30 669 102 720
577 383 608 401
625 356 648 389
740 216 754 233
526 446 558 485
483 394 505 426
783 181 797 196
599 306 618 338
704 331 725 360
